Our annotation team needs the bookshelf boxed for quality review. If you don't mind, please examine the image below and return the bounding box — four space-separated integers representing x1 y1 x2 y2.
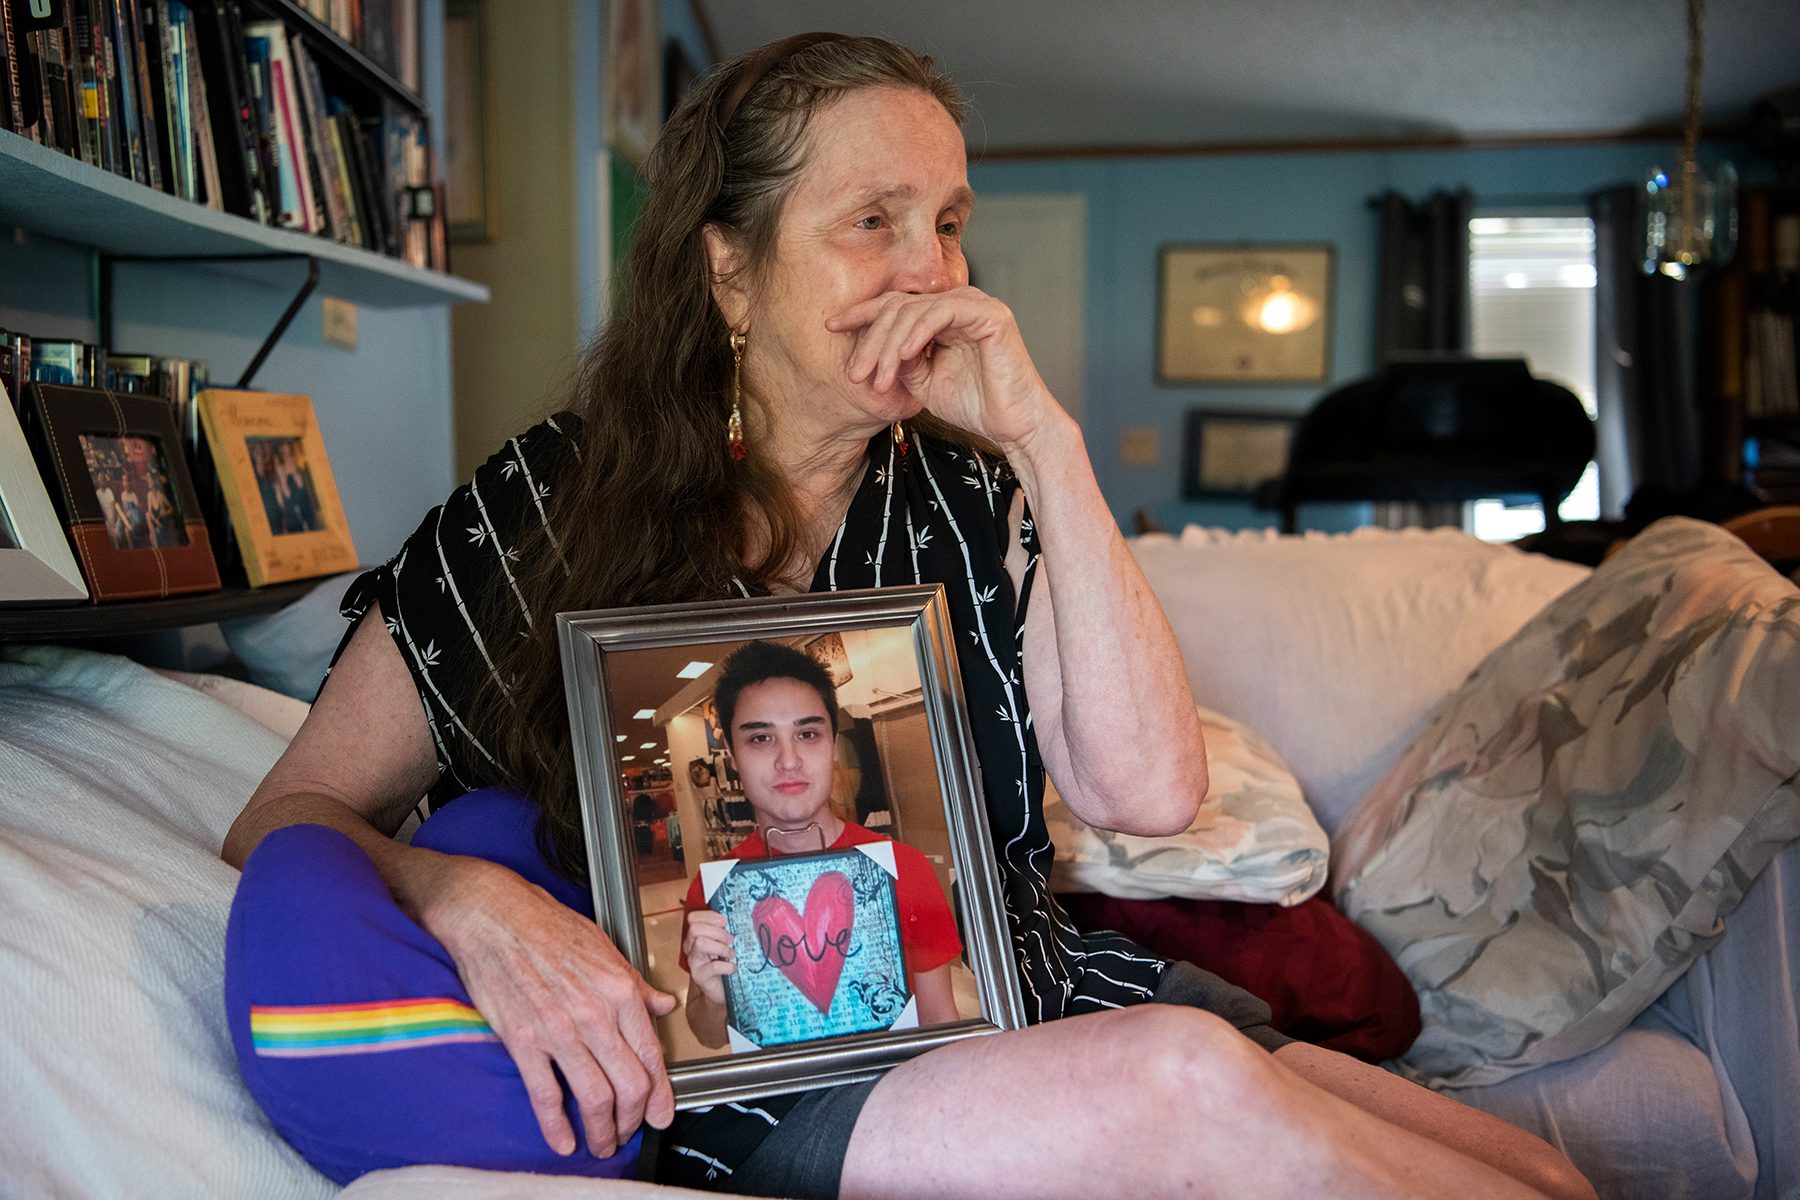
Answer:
2 0 480 639
0 129 486 308
1703 185 1800 504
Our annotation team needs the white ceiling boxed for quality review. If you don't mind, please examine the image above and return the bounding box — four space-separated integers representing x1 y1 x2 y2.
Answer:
697 0 1800 154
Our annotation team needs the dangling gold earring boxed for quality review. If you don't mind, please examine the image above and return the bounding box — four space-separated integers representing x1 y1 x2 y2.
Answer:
892 421 908 457
727 330 747 461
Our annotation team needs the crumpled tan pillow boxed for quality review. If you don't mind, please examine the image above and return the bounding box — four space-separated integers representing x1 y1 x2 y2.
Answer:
1333 517 1800 1088
1046 705 1328 906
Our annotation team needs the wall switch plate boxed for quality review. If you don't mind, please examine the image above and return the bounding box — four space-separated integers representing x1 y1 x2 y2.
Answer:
1119 426 1160 467
322 297 359 351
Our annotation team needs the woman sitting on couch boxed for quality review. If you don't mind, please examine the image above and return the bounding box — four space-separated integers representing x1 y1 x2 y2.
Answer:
223 31 1594 1200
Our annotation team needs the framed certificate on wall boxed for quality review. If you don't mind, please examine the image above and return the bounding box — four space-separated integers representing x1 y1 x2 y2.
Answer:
1158 244 1334 384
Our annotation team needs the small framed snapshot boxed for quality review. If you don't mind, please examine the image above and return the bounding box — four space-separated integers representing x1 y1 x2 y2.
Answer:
443 0 494 243
0 380 87 604
1181 409 1296 498
603 0 660 167
197 389 358 588
1158 244 1334 384
24 383 220 602
559 585 1024 1110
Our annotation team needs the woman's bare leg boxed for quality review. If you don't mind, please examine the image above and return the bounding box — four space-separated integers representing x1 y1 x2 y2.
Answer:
1272 1043 1594 1200
838 1006 1594 1200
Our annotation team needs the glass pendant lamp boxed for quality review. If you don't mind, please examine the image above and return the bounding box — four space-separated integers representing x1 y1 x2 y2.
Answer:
1642 0 1738 279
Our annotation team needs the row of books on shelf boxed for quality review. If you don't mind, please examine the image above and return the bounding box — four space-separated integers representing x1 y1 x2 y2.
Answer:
0 0 443 270
293 0 418 92
3 327 208 411
1737 192 1799 422
1742 307 1798 422
2 326 357 605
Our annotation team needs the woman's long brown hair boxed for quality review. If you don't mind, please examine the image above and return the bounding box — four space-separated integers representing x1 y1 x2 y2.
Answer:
469 37 968 885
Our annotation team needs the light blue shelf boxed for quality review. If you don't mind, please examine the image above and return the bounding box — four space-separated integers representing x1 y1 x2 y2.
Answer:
0 129 488 308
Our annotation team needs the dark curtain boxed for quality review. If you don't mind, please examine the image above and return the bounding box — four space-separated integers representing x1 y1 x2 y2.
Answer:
1371 189 1473 526
1590 186 1702 518
1374 189 1473 360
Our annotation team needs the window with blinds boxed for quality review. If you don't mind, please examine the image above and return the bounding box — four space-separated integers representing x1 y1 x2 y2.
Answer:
1467 214 1600 541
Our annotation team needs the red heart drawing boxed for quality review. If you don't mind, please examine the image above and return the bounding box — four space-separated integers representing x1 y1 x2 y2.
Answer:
752 870 855 1014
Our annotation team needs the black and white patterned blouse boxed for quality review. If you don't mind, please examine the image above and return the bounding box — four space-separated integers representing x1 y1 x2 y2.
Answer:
339 415 1171 1181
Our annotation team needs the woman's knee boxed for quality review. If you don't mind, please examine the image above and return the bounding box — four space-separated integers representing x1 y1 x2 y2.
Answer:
1086 1005 1281 1114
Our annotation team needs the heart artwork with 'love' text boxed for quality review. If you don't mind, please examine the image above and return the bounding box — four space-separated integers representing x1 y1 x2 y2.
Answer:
751 870 855 1013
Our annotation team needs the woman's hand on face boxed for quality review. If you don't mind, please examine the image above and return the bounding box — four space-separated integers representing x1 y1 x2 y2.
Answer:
422 854 677 1159
681 909 737 1006
826 286 1063 455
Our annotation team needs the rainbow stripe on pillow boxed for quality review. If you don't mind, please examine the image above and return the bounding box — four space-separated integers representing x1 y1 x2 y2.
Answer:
250 997 498 1058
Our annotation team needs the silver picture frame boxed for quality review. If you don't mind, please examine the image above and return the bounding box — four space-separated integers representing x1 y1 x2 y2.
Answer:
557 585 1025 1109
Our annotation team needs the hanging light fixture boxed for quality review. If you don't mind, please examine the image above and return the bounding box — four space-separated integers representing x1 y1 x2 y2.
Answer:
1642 0 1737 279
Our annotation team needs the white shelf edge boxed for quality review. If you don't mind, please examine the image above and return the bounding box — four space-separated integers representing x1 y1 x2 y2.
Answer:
0 129 488 308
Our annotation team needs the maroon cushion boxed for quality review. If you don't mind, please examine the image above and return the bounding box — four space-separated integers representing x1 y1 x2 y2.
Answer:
1058 891 1421 1062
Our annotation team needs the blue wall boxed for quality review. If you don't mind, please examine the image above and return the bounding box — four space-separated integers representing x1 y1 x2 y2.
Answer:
970 139 1700 533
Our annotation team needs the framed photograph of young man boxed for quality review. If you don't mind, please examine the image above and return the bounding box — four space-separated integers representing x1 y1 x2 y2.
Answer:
558 585 1025 1110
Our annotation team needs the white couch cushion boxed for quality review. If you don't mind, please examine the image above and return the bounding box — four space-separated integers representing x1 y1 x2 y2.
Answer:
1131 525 1588 834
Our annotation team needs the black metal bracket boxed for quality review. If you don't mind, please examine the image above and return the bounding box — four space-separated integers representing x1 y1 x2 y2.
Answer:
96 253 322 389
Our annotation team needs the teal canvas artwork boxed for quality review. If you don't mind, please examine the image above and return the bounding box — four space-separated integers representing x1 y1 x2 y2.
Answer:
703 844 915 1050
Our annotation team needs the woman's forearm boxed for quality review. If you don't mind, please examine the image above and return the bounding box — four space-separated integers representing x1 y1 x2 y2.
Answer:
1007 412 1207 835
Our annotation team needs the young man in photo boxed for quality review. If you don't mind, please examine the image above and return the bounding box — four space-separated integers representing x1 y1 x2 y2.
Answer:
679 641 963 1048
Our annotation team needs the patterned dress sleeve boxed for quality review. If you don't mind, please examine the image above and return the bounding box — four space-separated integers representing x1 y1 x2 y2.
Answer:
331 414 583 808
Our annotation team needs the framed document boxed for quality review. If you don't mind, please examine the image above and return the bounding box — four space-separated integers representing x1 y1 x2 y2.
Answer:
1158 244 1334 384
558 585 1025 1109
1181 409 1296 498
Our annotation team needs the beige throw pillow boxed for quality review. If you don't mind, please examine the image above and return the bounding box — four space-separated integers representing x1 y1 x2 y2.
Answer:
1333 517 1800 1087
1047 705 1328 906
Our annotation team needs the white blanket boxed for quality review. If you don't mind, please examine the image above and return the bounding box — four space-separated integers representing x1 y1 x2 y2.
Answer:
0 644 332 1199
0 646 665 1199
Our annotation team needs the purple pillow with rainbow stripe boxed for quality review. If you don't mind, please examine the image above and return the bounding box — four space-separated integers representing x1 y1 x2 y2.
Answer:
224 789 639 1185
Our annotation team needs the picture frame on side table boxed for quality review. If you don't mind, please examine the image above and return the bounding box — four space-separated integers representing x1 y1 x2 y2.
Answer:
23 383 221 602
558 585 1025 1110
0 380 88 604
1181 409 1297 498
197 389 358 588
1158 244 1334 384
